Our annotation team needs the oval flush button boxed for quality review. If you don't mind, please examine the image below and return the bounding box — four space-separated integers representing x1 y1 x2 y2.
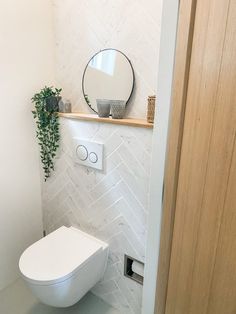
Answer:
89 152 98 163
76 145 88 161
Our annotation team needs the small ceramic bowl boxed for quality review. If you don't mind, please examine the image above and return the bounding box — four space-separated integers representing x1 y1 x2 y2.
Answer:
96 99 111 117
110 100 126 119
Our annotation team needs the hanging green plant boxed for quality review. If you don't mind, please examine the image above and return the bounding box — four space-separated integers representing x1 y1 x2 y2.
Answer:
32 86 62 181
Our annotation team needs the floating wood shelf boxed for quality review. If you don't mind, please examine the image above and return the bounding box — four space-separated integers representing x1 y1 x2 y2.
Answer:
58 113 154 129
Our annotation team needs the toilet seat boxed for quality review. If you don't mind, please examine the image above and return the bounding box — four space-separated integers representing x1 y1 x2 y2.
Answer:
19 226 105 286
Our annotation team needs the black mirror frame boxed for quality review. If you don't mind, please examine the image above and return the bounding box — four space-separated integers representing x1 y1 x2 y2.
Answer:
82 48 135 114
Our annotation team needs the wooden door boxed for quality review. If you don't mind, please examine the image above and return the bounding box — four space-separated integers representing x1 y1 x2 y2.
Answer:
163 0 236 313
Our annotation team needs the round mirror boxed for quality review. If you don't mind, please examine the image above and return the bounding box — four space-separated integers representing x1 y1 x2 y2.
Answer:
82 49 135 113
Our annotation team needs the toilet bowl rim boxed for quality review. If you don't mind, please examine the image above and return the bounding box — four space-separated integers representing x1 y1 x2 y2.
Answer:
19 226 109 286
19 247 108 287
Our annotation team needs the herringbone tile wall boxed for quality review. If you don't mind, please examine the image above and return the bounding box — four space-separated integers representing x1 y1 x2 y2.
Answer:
52 0 162 118
44 0 162 312
42 118 153 313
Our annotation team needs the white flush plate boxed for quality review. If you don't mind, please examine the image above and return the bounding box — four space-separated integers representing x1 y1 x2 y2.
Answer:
73 138 104 170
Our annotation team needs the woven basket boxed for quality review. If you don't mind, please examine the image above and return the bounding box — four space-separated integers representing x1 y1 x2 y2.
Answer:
147 95 156 123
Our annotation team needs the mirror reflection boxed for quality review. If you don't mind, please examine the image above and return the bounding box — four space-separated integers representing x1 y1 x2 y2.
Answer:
82 49 135 113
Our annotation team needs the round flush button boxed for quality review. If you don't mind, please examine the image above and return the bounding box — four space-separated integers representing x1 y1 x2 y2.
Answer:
89 152 98 163
76 145 88 161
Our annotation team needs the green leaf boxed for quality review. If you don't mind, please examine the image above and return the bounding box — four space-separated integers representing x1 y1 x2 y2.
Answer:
32 85 62 181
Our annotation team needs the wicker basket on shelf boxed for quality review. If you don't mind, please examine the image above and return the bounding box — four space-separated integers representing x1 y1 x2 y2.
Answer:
147 95 156 123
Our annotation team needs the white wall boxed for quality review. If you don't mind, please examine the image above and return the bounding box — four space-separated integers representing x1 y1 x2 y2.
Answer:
0 0 55 290
142 1 179 313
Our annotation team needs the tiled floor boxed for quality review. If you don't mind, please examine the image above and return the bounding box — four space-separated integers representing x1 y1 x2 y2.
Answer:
0 279 120 314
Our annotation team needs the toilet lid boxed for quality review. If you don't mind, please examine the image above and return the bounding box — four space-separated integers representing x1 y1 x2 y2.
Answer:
19 226 105 285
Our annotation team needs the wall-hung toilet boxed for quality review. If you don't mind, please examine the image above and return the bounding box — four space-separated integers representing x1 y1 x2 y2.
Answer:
19 226 109 307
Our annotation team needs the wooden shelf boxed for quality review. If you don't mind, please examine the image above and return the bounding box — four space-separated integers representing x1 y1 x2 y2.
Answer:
58 112 154 129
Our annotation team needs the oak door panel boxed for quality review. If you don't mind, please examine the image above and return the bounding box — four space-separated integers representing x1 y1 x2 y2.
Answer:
165 0 236 313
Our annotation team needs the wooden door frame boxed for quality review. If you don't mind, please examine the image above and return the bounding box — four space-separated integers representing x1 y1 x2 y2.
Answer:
154 0 197 313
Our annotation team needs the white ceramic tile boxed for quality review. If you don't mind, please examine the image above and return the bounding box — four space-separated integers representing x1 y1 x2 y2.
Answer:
42 121 152 313
43 0 162 311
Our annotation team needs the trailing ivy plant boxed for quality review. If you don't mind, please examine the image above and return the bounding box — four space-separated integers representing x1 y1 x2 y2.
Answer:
32 86 62 181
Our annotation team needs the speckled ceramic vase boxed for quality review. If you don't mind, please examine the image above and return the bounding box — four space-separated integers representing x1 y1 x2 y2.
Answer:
110 100 126 119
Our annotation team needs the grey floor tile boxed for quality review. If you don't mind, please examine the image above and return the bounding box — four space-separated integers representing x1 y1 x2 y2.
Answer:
0 279 120 314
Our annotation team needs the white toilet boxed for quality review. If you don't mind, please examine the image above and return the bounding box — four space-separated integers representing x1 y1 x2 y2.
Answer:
19 226 109 307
